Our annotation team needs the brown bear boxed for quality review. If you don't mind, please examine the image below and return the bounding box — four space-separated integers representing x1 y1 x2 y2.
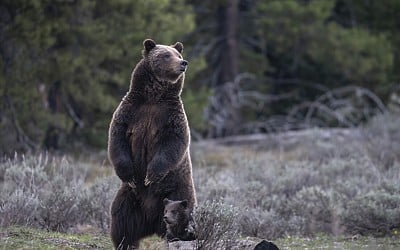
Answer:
163 198 196 242
108 39 197 250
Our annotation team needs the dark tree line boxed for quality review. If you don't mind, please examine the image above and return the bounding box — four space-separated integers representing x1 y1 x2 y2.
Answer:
1 0 399 153
186 0 399 137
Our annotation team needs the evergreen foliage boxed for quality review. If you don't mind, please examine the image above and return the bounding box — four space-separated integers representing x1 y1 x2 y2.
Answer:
0 0 194 152
1 0 398 151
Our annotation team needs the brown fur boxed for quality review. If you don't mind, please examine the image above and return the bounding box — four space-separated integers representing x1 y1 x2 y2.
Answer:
163 198 195 242
108 39 196 249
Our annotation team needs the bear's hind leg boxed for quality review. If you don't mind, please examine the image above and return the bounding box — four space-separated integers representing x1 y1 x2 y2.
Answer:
110 184 143 250
142 194 166 238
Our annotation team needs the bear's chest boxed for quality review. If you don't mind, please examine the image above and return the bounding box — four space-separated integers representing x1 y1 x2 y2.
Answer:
128 105 167 145
127 104 174 169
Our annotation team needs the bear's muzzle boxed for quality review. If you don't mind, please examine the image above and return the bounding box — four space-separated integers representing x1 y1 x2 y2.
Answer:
180 60 188 72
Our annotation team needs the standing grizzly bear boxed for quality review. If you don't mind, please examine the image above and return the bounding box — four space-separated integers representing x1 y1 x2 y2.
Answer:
108 39 196 249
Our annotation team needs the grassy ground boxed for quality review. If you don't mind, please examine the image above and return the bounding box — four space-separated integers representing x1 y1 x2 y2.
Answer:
0 227 169 250
1 227 399 249
0 227 400 250
275 235 400 250
0 226 113 250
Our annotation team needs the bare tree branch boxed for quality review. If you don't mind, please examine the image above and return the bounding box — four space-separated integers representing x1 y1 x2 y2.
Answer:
4 95 37 150
242 86 388 134
62 97 84 129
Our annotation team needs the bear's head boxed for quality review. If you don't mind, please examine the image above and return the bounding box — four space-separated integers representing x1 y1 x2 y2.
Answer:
163 198 190 226
142 39 188 83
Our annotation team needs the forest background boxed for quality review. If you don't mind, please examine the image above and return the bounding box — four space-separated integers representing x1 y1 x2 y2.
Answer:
1 1 400 248
1 0 399 153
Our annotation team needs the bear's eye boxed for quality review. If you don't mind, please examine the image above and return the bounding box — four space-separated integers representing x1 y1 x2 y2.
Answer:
163 54 171 59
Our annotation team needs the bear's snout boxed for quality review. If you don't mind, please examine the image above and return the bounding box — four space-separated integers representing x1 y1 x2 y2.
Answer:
181 60 188 66
180 60 188 72
163 216 172 224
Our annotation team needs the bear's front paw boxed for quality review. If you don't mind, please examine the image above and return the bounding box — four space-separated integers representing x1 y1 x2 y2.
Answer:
144 176 150 186
127 180 136 189
144 175 156 186
144 171 164 186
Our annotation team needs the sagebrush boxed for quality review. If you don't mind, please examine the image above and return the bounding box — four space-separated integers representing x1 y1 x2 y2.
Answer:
0 154 119 232
1 113 399 241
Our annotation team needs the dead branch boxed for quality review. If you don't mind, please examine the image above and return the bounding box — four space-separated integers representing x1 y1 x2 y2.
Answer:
4 95 37 150
62 97 84 129
242 86 388 134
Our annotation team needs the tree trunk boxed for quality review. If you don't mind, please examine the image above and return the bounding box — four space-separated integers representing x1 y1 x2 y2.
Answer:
206 0 240 138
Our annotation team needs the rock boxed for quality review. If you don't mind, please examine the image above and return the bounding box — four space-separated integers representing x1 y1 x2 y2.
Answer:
253 240 279 250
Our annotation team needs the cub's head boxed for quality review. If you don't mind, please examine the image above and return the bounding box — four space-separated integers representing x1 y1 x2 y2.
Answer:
163 198 189 226
142 39 188 83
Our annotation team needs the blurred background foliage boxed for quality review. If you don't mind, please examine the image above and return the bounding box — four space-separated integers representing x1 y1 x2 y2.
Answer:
0 0 399 153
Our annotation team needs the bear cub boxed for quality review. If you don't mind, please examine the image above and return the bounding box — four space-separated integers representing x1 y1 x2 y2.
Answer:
163 198 195 242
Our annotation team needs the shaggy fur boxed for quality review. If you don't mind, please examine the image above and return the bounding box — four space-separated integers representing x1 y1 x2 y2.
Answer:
108 39 196 249
163 198 195 242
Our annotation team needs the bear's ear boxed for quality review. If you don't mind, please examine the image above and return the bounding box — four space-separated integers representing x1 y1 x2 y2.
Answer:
163 198 171 206
180 200 188 208
143 39 156 52
172 42 183 53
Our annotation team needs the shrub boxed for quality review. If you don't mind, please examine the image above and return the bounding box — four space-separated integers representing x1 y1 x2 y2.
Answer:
288 186 338 234
0 154 51 228
193 200 239 250
0 188 39 227
0 154 120 233
36 181 84 231
362 113 400 169
1 113 400 239
238 207 305 239
193 131 400 238
80 176 119 232
0 153 49 194
343 186 400 236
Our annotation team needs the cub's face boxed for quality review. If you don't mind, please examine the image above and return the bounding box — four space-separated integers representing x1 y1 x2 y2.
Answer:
143 39 188 83
163 198 189 226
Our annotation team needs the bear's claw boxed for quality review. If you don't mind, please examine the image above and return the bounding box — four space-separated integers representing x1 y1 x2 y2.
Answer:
144 177 152 186
128 180 136 189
